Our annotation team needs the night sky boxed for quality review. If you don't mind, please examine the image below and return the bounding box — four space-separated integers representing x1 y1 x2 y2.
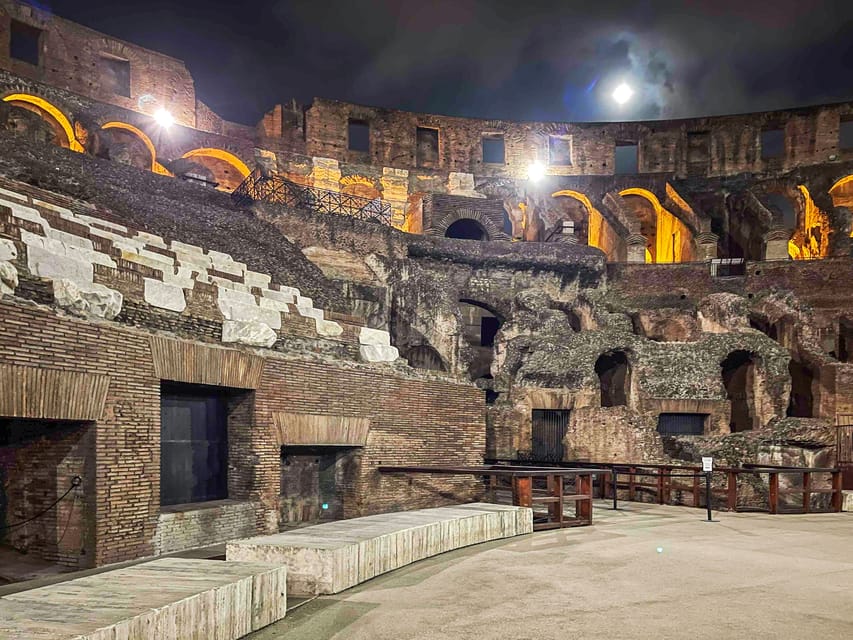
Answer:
37 0 853 125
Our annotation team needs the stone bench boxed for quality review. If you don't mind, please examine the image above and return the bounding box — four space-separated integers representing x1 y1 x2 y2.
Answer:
226 502 532 595
0 558 286 640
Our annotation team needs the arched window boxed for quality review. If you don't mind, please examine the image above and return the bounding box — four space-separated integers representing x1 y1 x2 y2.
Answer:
595 350 631 407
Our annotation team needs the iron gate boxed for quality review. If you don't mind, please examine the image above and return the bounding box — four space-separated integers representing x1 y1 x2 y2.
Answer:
530 409 570 462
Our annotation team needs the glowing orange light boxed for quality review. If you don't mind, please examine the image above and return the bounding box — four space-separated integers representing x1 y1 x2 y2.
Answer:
2 93 84 152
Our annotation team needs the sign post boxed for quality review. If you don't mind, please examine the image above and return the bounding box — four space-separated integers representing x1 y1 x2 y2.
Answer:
702 457 714 522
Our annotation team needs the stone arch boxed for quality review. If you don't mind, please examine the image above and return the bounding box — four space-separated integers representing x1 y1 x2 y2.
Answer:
433 208 508 241
404 344 446 372
830 175 853 225
595 350 631 407
180 148 251 192
340 175 381 200
1 92 84 151
549 189 623 259
100 122 171 175
619 188 696 263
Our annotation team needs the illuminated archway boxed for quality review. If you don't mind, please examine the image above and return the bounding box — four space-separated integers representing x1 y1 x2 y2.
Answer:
2 93 84 152
787 185 829 259
551 189 624 261
180 148 250 191
830 176 853 239
619 188 695 263
100 122 171 175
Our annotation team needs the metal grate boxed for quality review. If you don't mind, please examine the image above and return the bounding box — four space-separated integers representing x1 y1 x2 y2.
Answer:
710 258 745 277
657 413 707 436
233 169 393 225
529 409 570 463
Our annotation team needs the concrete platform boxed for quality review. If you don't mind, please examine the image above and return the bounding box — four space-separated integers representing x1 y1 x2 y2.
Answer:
0 558 287 639
227 503 532 595
249 501 853 640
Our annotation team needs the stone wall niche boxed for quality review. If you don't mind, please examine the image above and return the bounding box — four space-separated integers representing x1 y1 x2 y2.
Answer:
721 350 758 432
595 350 632 408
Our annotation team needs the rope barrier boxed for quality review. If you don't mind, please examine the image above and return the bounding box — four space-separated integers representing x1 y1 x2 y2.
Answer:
0 475 81 532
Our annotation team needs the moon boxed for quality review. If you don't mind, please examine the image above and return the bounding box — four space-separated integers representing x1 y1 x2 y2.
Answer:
612 83 634 105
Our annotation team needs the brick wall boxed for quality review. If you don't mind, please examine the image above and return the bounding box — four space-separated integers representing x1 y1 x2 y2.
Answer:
0 298 485 565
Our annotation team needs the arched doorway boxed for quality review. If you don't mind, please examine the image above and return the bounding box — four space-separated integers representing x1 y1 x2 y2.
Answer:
459 299 503 380
180 148 251 192
446 218 488 240
721 350 757 432
2 93 84 151
595 350 631 407
619 188 695 263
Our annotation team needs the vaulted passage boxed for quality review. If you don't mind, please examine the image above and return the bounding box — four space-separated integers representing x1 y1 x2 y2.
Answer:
445 218 488 240
595 351 631 407
787 359 815 418
721 351 757 432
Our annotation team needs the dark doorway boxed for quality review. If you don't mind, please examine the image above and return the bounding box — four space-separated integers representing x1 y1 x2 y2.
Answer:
531 410 570 462
10 20 42 66
406 344 446 371
280 446 352 524
160 384 229 506
838 319 853 362
445 218 488 240
595 351 631 407
787 359 815 418
721 351 756 432
0 418 93 573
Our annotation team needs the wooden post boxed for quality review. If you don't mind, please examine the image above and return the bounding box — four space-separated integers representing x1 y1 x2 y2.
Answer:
727 471 738 512
657 468 665 505
514 476 533 508
769 472 779 514
547 474 563 527
488 473 497 503
578 473 592 523
628 467 636 502
693 471 700 508
802 471 811 514
664 467 672 505
832 471 843 512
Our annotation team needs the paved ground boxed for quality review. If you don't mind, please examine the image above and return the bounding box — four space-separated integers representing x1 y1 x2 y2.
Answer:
248 502 853 640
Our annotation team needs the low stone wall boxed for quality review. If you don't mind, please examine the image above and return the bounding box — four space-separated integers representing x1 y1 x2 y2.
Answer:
0 558 287 639
227 502 532 595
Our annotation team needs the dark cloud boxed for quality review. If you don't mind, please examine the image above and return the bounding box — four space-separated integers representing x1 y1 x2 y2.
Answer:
40 0 853 124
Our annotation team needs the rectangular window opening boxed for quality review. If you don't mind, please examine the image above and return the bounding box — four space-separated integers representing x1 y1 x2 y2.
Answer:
761 128 785 159
348 119 370 152
840 118 853 151
10 19 42 66
101 55 131 98
416 126 439 167
482 134 505 164
657 413 707 436
160 382 236 507
548 135 573 166
614 142 639 174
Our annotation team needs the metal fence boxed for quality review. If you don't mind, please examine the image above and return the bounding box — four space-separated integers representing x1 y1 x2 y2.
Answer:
232 168 393 225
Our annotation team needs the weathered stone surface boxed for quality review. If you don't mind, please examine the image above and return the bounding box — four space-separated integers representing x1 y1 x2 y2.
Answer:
316 318 344 337
222 320 277 347
0 260 18 295
53 278 123 320
0 238 19 261
263 288 297 304
296 305 324 321
144 278 187 312
359 326 392 346
360 344 399 362
27 244 93 283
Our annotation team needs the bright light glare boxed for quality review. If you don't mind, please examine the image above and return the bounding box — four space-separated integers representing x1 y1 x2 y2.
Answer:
612 83 634 105
528 162 546 182
154 108 174 128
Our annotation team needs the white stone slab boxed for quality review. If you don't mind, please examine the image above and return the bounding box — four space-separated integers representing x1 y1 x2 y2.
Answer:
1 198 50 231
222 320 277 347
0 558 286 640
360 326 391 346
360 344 400 362
27 244 93 283
144 278 186 312
0 238 17 262
0 186 27 202
53 278 122 319
296 305 324 321
316 318 344 337
259 297 291 313
244 270 272 288
46 228 93 250
227 503 532 596
134 230 168 248
33 199 73 217
262 288 297 304
171 240 206 254
76 215 128 233
0 261 18 295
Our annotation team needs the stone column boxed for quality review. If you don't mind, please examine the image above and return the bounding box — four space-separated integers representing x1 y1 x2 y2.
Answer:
695 231 719 261
627 233 648 263
763 227 792 261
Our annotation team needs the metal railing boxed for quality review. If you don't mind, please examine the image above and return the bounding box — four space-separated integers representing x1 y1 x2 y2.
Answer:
232 168 393 225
